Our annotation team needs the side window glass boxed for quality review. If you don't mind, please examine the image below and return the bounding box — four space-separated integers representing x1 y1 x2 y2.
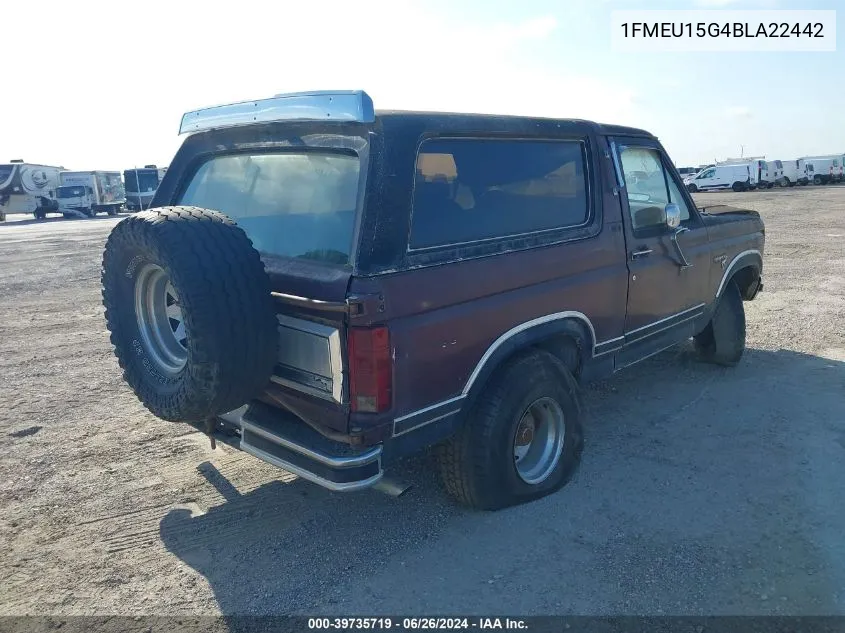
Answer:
410 138 589 249
665 171 691 222
619 147 669 231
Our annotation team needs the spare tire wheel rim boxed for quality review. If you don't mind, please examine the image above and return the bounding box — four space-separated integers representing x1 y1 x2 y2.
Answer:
513 397 566 485
134 263 188 376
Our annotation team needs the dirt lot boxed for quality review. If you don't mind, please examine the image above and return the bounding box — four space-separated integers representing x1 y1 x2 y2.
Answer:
1 188 844 616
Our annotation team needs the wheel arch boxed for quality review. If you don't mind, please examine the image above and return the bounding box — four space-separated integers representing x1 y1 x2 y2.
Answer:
716 250 763 301
461 313 594 410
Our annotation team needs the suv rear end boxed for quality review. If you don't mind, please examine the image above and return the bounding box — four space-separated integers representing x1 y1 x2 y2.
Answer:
134 91 399 490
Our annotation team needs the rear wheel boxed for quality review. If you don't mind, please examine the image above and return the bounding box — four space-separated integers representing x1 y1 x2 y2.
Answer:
437 350 583 510
694 281 746 367
731 181 744 192
107 206 118 216
101 206 279 422
33 209 47 220
813 175 822 185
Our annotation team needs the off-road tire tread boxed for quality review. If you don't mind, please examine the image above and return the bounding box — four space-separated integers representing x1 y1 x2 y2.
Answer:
102 206 278 422
436 350 583 510
694 280 746 367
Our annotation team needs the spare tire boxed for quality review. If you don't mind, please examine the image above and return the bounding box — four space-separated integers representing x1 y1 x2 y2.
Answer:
102 206 278 422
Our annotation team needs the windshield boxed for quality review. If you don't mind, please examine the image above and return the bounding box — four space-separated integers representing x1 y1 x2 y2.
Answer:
124 171 160 193
56 186 87 198
178 152 360 266
0 165 15 189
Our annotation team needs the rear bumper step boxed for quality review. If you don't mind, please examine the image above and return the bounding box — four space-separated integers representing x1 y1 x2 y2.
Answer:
219 406 383 492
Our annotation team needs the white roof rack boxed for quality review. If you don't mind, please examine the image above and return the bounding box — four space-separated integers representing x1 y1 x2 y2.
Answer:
178 90 375 135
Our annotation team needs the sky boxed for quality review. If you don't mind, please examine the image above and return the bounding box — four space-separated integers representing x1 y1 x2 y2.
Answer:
0 0 842 170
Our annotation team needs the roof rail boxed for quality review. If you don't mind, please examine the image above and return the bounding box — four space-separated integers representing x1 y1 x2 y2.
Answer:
178 90 375 135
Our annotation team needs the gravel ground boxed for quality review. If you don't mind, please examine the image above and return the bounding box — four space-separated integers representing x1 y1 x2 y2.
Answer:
0 188 843 616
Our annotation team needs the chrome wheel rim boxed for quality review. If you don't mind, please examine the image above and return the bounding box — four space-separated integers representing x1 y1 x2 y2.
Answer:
134 263 187 376
513 397 566 485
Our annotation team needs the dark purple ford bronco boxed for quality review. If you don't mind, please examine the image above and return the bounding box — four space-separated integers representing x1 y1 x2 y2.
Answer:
102 90 764 510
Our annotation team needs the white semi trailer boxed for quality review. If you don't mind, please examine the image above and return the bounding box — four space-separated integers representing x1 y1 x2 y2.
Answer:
56 171 126 218
0 160 63 221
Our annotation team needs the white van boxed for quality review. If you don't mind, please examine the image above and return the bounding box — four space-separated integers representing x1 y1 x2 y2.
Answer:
686 164 752 192
803 157 840 185
774 159 807 187
747 159 772 188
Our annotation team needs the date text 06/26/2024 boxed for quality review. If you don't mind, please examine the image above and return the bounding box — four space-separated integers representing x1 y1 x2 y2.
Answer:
610 10 836 52
307 618 528 630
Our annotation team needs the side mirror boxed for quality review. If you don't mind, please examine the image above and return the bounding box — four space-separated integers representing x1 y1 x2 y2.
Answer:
665 203 681 230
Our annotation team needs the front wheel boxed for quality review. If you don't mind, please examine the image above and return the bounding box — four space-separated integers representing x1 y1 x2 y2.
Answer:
686 183 698 193
813 175 823 185
694 281 746 367
437 350 583 510
107 206 118 216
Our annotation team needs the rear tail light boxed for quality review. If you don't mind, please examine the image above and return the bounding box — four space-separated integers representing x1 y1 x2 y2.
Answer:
348 326 392 413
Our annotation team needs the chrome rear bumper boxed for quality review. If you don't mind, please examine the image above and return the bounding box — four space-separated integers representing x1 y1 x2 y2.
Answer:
218 405 383 492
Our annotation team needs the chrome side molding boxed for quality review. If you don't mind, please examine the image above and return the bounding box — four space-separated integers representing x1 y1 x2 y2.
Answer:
179 90 375 135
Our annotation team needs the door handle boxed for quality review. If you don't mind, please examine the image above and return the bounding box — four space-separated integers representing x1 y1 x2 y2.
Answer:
631 248 653 260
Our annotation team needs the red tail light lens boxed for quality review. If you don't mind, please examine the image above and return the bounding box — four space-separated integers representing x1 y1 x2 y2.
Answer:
348 326 392 413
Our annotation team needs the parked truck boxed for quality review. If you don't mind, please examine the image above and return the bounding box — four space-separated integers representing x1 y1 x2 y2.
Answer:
56 171 125 218
101 90 765 510
0 160 62 221
124 165 167 211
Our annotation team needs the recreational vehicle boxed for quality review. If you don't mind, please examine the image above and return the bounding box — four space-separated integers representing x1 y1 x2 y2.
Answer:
0 160 62 221
124 165 167 211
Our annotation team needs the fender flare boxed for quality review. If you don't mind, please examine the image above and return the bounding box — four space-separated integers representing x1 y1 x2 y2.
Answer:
716 249 762 299
461 312 596 409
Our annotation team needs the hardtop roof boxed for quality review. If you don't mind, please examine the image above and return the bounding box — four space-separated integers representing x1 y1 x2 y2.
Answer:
373 110 655 139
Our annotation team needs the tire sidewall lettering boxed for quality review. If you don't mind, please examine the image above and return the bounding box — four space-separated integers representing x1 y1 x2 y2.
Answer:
131 338 176 386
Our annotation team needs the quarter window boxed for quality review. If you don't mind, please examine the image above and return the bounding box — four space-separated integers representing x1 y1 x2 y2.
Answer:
409 138 589 249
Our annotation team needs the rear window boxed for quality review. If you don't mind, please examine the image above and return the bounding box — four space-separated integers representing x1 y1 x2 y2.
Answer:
178 152 360 266
410 138 589 250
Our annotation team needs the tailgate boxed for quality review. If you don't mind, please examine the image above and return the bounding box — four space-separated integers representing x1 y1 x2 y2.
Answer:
260 257 352 434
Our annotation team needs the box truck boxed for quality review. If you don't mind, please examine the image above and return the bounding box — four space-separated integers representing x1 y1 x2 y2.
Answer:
124 165 167 211
0 160 62 221
57 171 125 218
